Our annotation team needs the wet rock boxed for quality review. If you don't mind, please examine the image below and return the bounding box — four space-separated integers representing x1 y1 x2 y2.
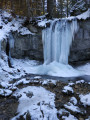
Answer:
48 83 56 89
79 118 84 120
70 19 90 63
0 26 3 29
26 77 30 80
17 115 25 120
26 91 33 98
56 101 64 109
0 114 9 120
0 97 18 120
26 110 31 120
11 32 43 61
27 24 38 33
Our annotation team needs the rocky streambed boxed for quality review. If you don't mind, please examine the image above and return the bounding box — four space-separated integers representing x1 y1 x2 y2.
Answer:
0 74 90 120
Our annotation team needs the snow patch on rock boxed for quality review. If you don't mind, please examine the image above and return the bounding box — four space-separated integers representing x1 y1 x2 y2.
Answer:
79 93 90 106
12 86 58 120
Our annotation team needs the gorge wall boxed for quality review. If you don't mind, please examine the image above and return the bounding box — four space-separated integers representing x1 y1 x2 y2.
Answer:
70 19 90 63
1 19 90 63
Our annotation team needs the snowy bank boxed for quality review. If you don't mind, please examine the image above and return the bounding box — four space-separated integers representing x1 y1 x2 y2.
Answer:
12 86 58 120
0 10 33 42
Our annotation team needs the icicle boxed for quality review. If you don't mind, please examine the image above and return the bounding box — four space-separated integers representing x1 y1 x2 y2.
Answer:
9 33 14 49
0 40 1 57
8 33 14 67
42 18 78 65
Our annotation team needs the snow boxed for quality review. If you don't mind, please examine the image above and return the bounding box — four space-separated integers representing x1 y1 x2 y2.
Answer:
62 85 74 93
34 76 42 79
66 9 90 20
3 11 11 18
0 10 33 42
38 19 51 27
58 109 69 115
70 97 77 105
0 52 90 81
65 9 90 20
14 79 30 86
0 81 11 89
76 80 85 84
62 114 78 120
79 93 90 106
0 88 12 97
0 57 83 78
77 63 90 75
38 9 90 28
76 9 90 20
0 52 39 82
68 82 75 86
42 79 57 85
18 27 34 35
64 102 81 113
28 61 84 77
85 116 90 120
12 86 58 120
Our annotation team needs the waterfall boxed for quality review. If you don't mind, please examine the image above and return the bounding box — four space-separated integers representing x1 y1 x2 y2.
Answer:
42 19 78 65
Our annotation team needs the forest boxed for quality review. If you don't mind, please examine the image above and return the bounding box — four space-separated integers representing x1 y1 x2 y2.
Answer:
0 0 90 18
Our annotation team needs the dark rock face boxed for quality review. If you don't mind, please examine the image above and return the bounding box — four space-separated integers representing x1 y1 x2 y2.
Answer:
1 19 90 63
69 19 90 63
11 30 43 61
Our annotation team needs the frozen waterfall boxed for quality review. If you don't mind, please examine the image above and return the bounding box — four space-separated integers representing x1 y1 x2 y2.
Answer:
0 40 1 57
42 19 78 65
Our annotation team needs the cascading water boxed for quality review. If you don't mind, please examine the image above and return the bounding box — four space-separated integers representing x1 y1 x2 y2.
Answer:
42 18 78 65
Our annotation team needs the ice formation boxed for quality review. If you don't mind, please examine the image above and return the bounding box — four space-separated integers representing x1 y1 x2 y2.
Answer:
8 33 15 66
42 18 78 65
0 41 1 56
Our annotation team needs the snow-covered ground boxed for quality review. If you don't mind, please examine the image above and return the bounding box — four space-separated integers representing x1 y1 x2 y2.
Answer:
0 55 90 119
12 59 90 77
12 86 58 120
0 52 90 83
79 93 90 106
77 63 90 76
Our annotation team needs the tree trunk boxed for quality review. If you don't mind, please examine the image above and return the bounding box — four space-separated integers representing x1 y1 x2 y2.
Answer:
47 0 56 17
26 0 33 20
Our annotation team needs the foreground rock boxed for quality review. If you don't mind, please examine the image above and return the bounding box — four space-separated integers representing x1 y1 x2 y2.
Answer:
0 75 90 120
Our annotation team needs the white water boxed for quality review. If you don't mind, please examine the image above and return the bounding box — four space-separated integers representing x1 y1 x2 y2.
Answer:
42 19 78 65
